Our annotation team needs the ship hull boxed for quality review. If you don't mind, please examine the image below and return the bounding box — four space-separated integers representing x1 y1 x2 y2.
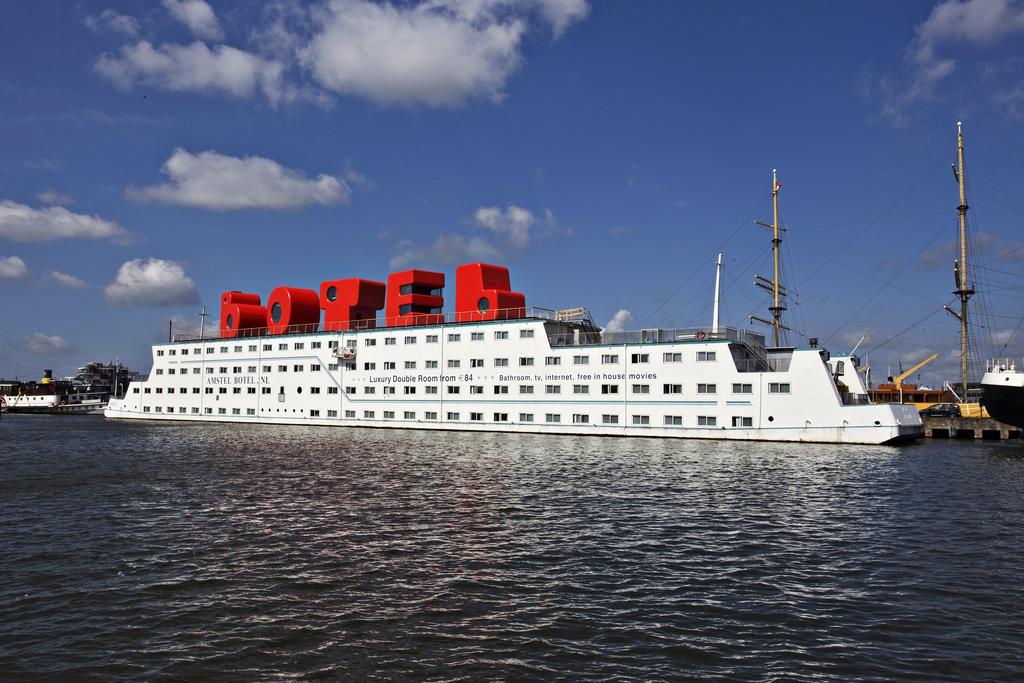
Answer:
103 407 921 445
1 396 107 415
981 370 1024 429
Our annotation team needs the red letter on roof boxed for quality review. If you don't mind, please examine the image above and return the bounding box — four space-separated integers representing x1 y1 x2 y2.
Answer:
220 291 267 338
266 286 320 335
385 269 445 327
320 278 386 331
454 263 525 322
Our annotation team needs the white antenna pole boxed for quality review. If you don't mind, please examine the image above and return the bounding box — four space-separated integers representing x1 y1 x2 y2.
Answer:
199 305 208 340
850 335 865 356
711 252 723 334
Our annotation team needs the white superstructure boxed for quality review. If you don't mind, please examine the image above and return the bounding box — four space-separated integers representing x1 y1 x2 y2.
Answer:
106 313 921 444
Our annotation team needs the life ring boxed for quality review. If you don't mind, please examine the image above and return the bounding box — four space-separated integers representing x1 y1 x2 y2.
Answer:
695 330 707 341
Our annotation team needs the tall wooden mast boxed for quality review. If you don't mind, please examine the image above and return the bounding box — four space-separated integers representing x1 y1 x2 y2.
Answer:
954 122 973 393
752 169 789 346
944 122 973 394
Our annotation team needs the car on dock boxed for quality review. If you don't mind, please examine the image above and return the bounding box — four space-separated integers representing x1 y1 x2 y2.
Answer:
919 403 960 418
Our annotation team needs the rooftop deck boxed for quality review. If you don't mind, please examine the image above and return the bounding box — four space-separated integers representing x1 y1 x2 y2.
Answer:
172 306 591 343
170 305 770 356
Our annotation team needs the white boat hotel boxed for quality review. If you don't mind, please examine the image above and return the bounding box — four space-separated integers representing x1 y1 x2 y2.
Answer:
105 260 922 445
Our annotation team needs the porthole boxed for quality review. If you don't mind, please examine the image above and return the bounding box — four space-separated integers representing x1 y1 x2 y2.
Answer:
271 302 282 323
326 285 337 302
477 297 490 313
297 387 303 394
768 416 774 422
874 420 880 425
226 314 234 329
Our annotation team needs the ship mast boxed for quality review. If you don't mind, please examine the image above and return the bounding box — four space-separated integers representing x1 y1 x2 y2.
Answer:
944 122 973 395
751 168 789 346
711 252 723 335
199 305 209 340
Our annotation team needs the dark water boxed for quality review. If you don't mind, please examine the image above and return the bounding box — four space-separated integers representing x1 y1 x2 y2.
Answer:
1 416 1023 681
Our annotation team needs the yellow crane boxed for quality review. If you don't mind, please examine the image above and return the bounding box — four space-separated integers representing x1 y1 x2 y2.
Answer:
888 354 939 388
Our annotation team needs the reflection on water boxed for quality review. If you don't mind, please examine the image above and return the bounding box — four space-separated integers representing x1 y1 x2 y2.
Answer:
1 415 1023 680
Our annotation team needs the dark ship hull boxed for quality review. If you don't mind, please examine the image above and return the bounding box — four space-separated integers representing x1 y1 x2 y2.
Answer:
981 367 1024 429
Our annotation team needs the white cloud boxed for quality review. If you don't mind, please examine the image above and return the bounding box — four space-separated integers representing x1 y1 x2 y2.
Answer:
604 308 634 333
163 0 223 41
300 0 588 107
84 9 141 38
50 271 88 289
0 200 130 242
0 256 29 279
921 231 1024 267
391 202 564 268
390 233 499 268
168 312 205 337
250 0 311 60
342 160 375 190
105 258 199 307
128 148 351 210
992 328 1020 346
21 332 73 354
37 190 73 206
23 158 63 171
95 41 290 105
473 205 535 249
883 0 1024 122
534 0 590 37
422 0 589 35
913 0 1024 69
302 0 525 106
996 81 1024 119
90 1 588 108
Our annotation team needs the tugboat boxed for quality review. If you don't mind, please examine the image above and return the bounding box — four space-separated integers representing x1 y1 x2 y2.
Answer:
0 364 138 415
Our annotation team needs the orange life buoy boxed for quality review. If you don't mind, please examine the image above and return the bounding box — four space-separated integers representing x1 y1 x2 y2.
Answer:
695 330 707 341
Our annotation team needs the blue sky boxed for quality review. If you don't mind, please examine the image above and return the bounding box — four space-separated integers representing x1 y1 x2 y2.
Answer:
2 0 1023 385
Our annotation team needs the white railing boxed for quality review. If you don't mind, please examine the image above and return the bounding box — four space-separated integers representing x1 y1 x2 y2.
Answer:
547 326 752 347
987 358 1021 372
171 306 592 343
169 306 771 354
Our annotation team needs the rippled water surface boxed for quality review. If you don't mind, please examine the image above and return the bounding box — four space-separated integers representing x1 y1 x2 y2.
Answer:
2 415 1023 681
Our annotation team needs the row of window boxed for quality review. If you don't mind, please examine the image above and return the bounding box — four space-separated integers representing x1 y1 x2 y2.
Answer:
153 351 720 373
159 341 329 357
138 382 782 397
140 405 754 428
157 330 544 358
135 382 791 397
144 406 259 415
157 339 721 365
156 362 327 376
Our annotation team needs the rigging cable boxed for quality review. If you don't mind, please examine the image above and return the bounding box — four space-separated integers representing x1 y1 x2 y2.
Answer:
679 247 772 328
637 193 771 327
863 305 950 357
796 152 953 289
997 316 1024 356
824 217 956 344
786 210 949 231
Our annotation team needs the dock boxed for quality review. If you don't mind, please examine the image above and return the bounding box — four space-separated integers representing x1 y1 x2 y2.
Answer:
920 415 1022 440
